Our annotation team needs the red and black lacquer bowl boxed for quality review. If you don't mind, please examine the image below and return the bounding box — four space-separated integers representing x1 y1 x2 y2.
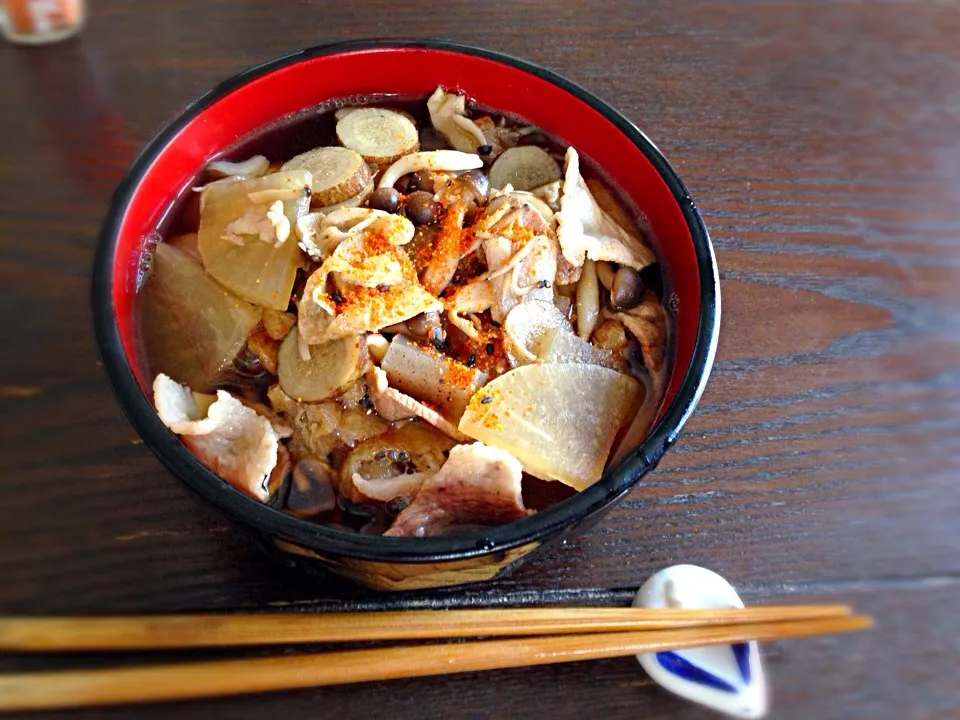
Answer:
92 40 720 591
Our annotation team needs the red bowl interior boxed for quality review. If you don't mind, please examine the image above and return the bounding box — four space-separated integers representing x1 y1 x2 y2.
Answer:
112 46 700 417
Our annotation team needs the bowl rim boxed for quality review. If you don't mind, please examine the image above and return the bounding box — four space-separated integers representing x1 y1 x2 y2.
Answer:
92 38 720 563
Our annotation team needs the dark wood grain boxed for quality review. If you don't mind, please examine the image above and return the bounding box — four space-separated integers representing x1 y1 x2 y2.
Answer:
1 1 958 718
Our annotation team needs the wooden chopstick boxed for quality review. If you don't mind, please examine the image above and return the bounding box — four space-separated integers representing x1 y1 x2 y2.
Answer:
0 605 853 651
0 615 872 712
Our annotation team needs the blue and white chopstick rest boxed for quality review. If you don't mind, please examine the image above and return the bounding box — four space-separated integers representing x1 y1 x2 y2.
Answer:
634 565 768 718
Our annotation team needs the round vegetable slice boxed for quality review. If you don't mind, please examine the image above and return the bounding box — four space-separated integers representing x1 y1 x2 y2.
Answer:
336 108 420 166
489 146 562 191
458 363 642 490
313 180 374 214
277 328 366 402
281 147 372 207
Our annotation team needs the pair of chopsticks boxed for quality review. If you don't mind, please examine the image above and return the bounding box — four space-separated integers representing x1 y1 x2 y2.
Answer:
0 606 871 712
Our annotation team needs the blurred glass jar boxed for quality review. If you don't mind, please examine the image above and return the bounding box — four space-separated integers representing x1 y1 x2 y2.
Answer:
0 0 85 44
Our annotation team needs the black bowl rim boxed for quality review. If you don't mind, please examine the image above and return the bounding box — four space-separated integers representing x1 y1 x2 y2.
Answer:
92 39 720 564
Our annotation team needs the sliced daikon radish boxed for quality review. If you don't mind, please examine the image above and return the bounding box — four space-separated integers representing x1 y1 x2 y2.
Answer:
276 327 366 402
197 170 309 309
458 363 641 490
489 146 562 191
141 243 261 391
281 147 372 207
336 108 420 165
168 232 201 263
534 326 620 369
502 300 572 365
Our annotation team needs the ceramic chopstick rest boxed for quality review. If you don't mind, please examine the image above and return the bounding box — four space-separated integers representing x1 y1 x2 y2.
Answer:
633 565 768 718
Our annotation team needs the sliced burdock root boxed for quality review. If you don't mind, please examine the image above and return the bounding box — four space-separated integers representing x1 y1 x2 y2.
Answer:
336 108 420 166
489 146 561 191
276 328 367 403
281 146 372 207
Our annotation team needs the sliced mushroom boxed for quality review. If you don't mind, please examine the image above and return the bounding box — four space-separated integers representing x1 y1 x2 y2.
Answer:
367 187 401 214
281 146 372 207
489 146 562 191
336 108 420 165
611 266 645 311
419 198 469 295
277 328 366 402
378 150 483 190
595 261 616 291
576 259 600 339
617 312 666 374
426 86 486 153
298 207 416 261
444 277 497 340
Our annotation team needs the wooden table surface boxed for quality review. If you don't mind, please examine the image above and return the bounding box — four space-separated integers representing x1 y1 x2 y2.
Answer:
2 1 958 718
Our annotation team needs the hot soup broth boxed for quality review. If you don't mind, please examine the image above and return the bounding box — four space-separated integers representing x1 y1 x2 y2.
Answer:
139 89 672 538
